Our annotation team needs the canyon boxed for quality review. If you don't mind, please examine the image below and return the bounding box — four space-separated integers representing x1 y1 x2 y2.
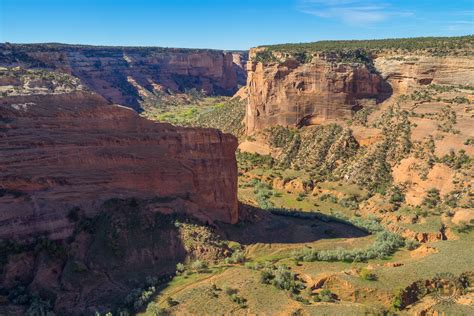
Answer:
0 36 473 315
0 70 238 241
245 47 474 134
0 66 239 314
0 43 247 111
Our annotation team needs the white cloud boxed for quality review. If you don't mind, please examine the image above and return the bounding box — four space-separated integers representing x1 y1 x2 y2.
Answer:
446 20 474 31
298 0 413 25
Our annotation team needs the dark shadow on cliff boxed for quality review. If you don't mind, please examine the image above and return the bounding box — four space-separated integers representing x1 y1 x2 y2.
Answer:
376 76 393 104
217 204 368 245
0 198 188 315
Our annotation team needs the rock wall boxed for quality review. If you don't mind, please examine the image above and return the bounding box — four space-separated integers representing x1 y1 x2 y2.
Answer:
0 91 238 241
0 43 247 110
374 55 474 94
245 49 389 134
244 49 474 134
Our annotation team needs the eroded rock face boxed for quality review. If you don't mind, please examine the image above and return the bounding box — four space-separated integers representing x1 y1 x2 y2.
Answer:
245 50 389 134
0 43 247 110
0 92 238 241
374 55 474 94
244 49 474 134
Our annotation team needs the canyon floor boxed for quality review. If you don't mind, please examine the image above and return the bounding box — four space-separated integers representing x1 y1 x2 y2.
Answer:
138 84 473 315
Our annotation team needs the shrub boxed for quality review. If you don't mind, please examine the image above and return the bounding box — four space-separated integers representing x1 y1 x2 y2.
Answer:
229 293 247 308
389 187 405 205
359 268 378 281
318 289 335 302
260 270 274 284
455 221 474 234
224 287 238 296
422 188 441 208
191 260 208 272
392 289 404 310
225 250 246 264
26 296 54 316
260 265 305 294
319 194 338 203
339 196 359 210
125 286 157 311
146 302 168 316
405 239 420 250
293 231 404 262
176 263 185 275
166 297 179 307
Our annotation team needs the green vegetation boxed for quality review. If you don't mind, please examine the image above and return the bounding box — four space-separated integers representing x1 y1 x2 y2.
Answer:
258 36 474 55
224 287 247 308
313 289 335 303
252 36 474 67
438 149 471 170
277 124 359 174
0 67 85 96
260 265 305 294
144 97 246 138
359 268 378 281
194 97 246 138
293 231 405 263
422 188 441 209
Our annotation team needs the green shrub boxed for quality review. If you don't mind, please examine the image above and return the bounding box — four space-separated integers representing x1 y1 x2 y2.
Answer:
405 239 420 250
422 188 441 208
176 262 185 274
166 297 179 307
125 286 157 311
259 265 305 294
318 289 335 302
359 268 378 281
389 187 405 205
225 250 246 264
146 302 168 316
293 231 404 262
191 260 208 272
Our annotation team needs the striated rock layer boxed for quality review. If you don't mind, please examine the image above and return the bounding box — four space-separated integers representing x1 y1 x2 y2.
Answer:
374 55 474 94
245 49 390 134
0 43 247 110
244 49 474 134
0 92 238 241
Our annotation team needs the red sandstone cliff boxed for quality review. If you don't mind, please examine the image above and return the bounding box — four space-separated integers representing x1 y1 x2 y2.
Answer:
0 43 247 110
245 48 388 134
0 89 238 241
244 48 474 134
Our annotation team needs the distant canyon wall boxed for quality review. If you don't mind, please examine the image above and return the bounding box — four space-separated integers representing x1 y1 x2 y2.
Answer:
374 55 474 94
0 43 248 110
244 48 474 134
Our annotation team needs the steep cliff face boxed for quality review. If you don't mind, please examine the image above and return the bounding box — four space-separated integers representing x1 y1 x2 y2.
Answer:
244 44 474 134
0 72 238 241
245 48 389 134
0 43 247 110
0 67 239 314
374 55 474 94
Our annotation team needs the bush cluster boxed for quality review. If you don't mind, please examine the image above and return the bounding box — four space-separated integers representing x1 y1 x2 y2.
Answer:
293 231 405 263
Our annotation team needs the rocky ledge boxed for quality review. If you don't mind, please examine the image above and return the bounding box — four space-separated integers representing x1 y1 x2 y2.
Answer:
0 89 238 241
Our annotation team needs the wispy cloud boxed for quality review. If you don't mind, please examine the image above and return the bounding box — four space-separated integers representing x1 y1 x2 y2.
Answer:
446 20 474 32
298 0 413 25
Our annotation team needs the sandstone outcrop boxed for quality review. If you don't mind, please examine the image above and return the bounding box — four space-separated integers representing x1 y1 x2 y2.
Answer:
245 48 390 133
0 43 247 110
0 77 238 241
244 48 474 134
374 55 474 94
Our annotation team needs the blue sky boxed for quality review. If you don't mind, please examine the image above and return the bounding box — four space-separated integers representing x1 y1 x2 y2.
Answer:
1 0 473 49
